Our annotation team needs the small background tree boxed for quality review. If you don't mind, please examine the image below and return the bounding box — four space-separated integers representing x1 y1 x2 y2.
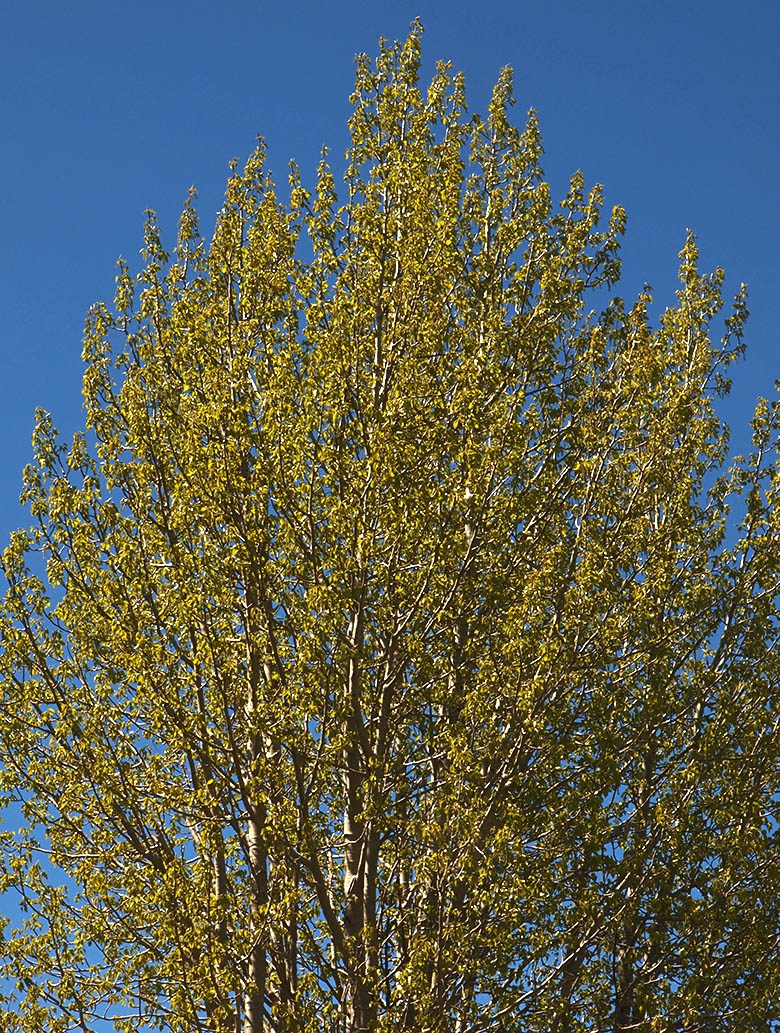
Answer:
1 23 778 1033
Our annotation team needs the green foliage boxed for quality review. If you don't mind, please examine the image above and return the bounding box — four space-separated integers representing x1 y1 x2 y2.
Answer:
1 21 779 1033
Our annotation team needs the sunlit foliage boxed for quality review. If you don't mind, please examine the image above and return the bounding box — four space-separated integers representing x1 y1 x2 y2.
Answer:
1 22 778 1033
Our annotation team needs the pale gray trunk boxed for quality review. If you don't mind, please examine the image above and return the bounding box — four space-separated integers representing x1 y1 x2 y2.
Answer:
343 601 377 1033
240 589 270 1032
243 798 267 1033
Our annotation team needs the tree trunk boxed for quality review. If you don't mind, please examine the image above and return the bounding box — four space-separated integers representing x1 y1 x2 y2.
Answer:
343 602 378 1033
244 798 267 1033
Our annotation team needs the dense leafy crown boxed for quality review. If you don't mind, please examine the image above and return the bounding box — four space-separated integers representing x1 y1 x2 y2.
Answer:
1 22 779 1033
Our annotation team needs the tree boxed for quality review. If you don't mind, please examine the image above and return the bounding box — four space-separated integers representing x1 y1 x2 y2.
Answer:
1 21 779 1033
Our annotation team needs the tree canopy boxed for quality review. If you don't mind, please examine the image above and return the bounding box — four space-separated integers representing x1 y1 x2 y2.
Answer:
1 22 779 1033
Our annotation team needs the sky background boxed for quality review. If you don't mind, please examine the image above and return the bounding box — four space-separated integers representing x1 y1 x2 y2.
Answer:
0 0 777 542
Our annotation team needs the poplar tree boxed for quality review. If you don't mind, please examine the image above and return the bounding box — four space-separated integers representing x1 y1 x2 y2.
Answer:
1 22 779 1033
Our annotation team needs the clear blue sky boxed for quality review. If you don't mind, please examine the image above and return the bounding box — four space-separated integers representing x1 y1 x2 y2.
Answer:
1 0 777 541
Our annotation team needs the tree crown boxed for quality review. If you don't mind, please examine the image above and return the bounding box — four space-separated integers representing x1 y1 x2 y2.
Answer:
1 22 778 1033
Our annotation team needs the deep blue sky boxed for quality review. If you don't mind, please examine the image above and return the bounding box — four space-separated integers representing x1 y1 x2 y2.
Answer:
1 0 777 541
